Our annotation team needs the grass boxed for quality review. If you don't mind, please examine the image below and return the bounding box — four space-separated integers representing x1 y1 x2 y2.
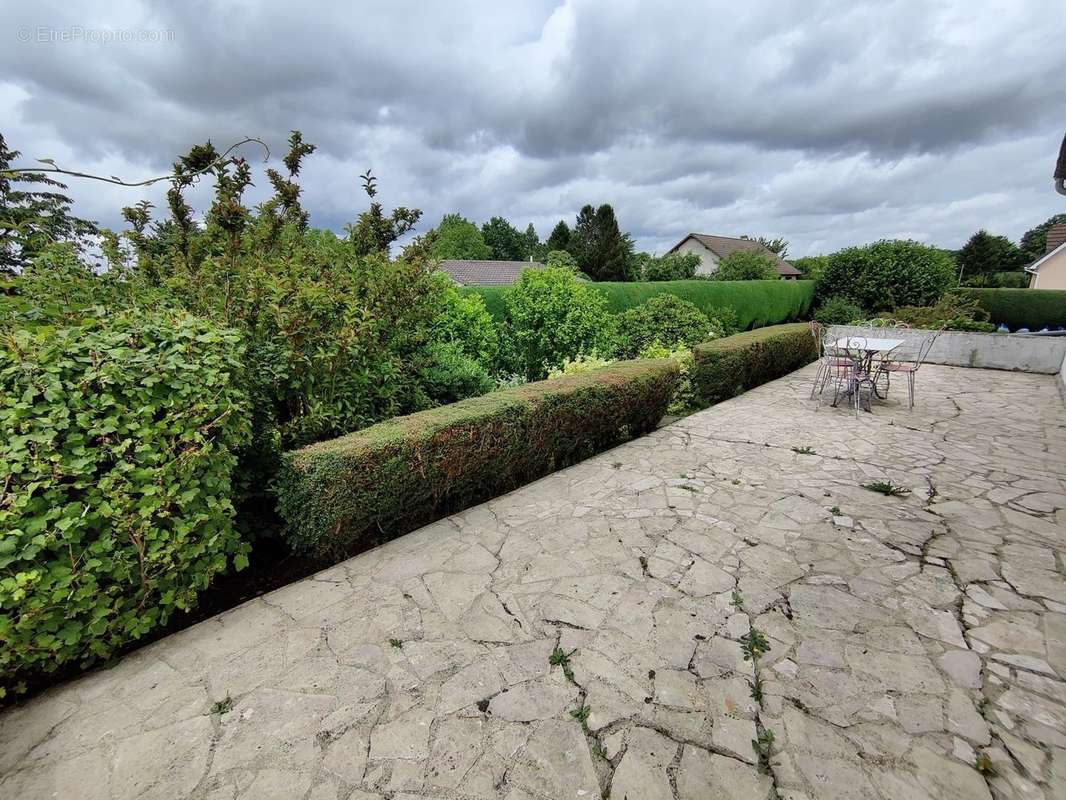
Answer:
863 481 910 497
791 446 816 455
974 752 997 777
209 694 234 715
389 638 403 648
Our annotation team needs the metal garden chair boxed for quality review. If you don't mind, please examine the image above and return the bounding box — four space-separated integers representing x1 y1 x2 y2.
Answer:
873 328 942 409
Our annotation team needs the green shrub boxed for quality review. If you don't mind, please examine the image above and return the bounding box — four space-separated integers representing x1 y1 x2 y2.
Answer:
815 240 956 310
962 288 1066 330
429 273 498 368
643 252 701 281
546 250 579 271
692 323 818 406
467 279 814 332
813 296 863 325
0 309 250 695
711 250 779 281
502 266 616 379
614 294 721 357
962 271 1029 289
415 341 495 406
276 359 679 558
638 343 696 413
547 353 616 378
887 290 996 332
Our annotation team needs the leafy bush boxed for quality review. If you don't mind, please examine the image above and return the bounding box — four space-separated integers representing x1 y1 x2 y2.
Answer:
692 323 818 406
962 288 1066 330
790 255 829 279
643 252 701 281
0 308 250 694
468 279 815 332
815 240 956 311
415 341 495 406
961 271 1029 289
546 250 579 271
547 353 616 378
813 296 863 325
711 250 779 281
429 273 498 368
502 266 616 379
614 294 720 357
638 343 696 413
276 359 679 557
887 290 996 332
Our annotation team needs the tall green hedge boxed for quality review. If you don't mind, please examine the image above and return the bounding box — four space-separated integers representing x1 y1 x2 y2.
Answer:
692 323 817 406
466 279 815 330
0 309 250 694
962 288 1066 329
276 359 679 558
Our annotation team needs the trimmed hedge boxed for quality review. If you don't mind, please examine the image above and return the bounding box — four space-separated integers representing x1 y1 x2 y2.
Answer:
962 288 1066 330
466 279 815 330
692 323 817 405
276 359 679 558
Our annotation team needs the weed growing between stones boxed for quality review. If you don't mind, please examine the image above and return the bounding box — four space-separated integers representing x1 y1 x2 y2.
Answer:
791 446 816 455
862 481 910 496
210 694 234 715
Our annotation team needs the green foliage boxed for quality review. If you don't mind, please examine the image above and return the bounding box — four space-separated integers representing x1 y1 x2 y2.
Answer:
754 236 789 258
275 359 679 558
613 294 721 358
502 267 616 380
567 204 633 281
546 220 571 252
344 171 421 258
547 353 616 378
956 230 1027 281
1019 214 1066 261
415 341 494 406
429 213 492 260
712 250 778 281
481 216 526 261
741 629 771 661
638 343 696 413
863 481 910 497
546 249 579 271
0 133 98 274
887 290 996 332
813 296 863 325
0 308 250 694
815 240 956 311
962 288 1066 330
692 323 818 406
429 273 499 368
962 271 1029 289
790 255 829 279
642 251 701 281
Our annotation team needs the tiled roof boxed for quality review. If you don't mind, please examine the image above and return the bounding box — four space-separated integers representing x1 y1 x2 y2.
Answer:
668 233 801 277
1046 223 1066 254
437 259 545 286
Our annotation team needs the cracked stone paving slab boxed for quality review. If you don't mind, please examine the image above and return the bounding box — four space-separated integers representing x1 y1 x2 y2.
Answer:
2 363 1066 799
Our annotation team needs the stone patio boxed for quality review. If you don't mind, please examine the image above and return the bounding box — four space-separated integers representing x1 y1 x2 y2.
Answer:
2 363 1065 800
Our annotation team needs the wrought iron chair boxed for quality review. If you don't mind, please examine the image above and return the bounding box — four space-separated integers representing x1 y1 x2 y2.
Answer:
873 329 942 409
828 336 874 417
809 322 854 398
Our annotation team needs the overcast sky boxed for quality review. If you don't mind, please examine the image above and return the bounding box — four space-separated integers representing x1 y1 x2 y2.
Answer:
3 0 1065 257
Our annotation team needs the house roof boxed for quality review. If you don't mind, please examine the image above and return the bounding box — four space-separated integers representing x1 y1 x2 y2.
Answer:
437 259 545 286
668 233 802 277
1025 230 1066 274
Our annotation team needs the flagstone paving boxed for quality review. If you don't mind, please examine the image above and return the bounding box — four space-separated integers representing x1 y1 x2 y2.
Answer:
2 363 1065 799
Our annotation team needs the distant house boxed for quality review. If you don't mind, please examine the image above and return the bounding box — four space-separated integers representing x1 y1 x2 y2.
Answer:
1026 224 1066 289
666 233 802 280
437 259 545 286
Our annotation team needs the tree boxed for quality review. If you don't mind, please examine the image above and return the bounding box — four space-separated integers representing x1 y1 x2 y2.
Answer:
754 236 789 259
712 250 778 281
956 230 1026 282
521 223 544 261
546 249 578 271
643 251 700 281
344 170 421 257
481 216 525 261
790 255 829 279
546 220 571 252
0 132 98 272
1019 214 1066 261
814 239 956 311
429 214 491 260
567 203 632 281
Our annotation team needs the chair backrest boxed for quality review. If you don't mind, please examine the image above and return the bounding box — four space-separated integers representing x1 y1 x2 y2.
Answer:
912 328 942 370
809 321 823 357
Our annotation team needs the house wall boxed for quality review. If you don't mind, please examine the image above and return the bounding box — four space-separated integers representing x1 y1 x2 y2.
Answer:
675 238 718 276
1029 248 1066 289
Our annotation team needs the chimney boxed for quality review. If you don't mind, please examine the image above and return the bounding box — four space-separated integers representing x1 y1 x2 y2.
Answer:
1047 223 1066 254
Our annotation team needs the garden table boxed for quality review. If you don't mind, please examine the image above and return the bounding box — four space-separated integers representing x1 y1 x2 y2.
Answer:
831 336 904 400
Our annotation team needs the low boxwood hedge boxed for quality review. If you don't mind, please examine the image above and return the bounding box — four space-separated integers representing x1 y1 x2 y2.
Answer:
276 358 679 558
962 288 1066 330
692 323 817 405
465 279 815 331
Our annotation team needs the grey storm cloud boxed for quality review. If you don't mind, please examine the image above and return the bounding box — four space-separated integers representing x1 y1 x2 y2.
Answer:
2 0 1065 257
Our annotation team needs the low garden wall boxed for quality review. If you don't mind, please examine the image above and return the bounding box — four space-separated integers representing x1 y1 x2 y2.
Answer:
827 325 1066 374
276 358 678 558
